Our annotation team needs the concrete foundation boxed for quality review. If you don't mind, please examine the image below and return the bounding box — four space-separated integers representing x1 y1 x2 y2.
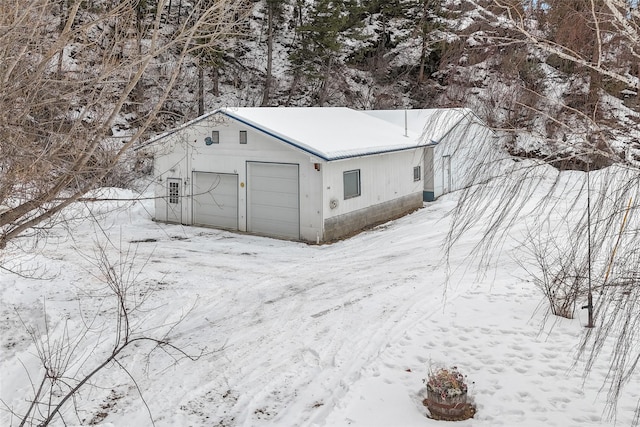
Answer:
323 192 423 242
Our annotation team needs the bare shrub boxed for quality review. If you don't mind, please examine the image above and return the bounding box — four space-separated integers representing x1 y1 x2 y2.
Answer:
5 239 206 426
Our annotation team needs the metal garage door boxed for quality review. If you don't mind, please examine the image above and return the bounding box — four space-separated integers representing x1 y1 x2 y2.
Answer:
247 162 299 239
192 172 238 230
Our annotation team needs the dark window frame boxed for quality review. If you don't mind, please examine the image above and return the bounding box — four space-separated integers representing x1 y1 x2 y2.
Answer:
413 165 421 182
168 181 180 204
343 169 361 199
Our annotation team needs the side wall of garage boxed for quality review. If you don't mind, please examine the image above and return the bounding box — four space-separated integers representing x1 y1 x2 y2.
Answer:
321 149 425 241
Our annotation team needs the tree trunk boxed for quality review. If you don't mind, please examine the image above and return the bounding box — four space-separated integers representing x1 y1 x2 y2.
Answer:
212 67 220 97
317 57 333 106
286 72 300 106
418 33 427 83
134 6 144 116
198 61 205 116
588 18 602 118
419 0 441 84
261 2 274 106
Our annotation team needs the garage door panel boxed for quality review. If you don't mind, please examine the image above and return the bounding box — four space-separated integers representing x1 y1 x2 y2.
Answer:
250 191 298 209
193 172 238 230
251 205 299 222
252 176 299 193
194 193 237 209
193 211 235 229
250 218 299 237
248 162 299 240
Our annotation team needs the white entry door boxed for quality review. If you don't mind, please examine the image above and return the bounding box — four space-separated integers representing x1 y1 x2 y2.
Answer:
442 155 452 194
192 172 238 230
166 178 182 223
247 162 299 240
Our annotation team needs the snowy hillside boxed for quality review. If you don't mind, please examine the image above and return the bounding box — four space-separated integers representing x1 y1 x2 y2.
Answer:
1 164 638 426
5 0 638 171
131 0 638 174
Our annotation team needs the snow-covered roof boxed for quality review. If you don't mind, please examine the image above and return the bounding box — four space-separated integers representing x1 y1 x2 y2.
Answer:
220 107 426 161
142 107 477 161
363 108 476 144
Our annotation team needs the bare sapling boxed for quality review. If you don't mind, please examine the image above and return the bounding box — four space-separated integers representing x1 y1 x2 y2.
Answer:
6 239 206 426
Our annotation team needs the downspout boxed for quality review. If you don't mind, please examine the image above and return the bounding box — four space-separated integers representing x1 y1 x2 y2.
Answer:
185 136 191 224
404 109 408 137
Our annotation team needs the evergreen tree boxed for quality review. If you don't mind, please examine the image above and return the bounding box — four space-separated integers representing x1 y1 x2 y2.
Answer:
192 0 250 111
288 0 364 104
366 0 414 19
417 0 445 83
366 0 413 58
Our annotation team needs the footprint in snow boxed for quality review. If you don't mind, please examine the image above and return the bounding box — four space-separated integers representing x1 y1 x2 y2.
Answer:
302 348 320 367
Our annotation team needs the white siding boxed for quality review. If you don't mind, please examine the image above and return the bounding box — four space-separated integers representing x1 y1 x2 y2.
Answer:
153 114 323 242
322 149 425 220
153 132 190 224
431 119 495 199
424 147 435 197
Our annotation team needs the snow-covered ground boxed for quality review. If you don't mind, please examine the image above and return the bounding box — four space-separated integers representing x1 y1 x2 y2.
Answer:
1 171 638 427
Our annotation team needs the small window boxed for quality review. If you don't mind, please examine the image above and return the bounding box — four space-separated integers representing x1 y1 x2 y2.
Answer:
169 181 179 204
239 130 247 144
343 169 361 199
205 131 219 145
413 165 421 181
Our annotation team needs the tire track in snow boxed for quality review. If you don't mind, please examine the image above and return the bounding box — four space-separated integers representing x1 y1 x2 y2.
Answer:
210 203 462 426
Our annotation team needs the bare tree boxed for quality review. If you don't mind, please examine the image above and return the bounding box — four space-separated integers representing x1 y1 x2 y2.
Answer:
472 0 639 89
3 238 205 426
0 0 249 253
445 0 640 422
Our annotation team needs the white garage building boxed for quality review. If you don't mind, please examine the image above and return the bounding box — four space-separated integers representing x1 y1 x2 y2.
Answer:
143 107 492 243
